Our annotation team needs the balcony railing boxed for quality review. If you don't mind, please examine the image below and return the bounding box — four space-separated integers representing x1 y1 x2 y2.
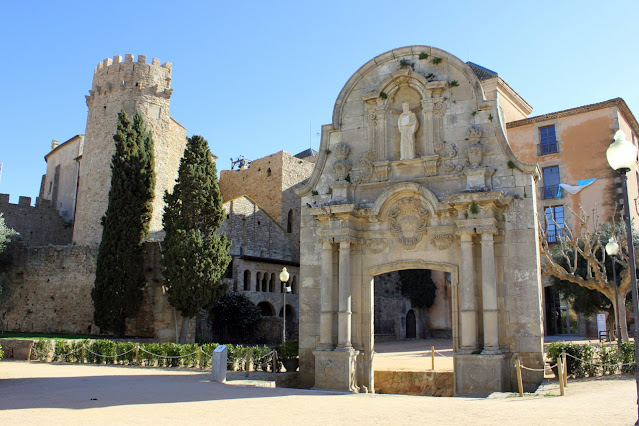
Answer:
542 184 562 200
537 142 559 156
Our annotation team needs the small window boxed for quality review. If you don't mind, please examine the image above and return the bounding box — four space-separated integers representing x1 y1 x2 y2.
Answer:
224 259 234 279
542 166 561 199
538 125 558 155
267 168 272 177
243 270 251 291
287 210 293 233
545 206 565 243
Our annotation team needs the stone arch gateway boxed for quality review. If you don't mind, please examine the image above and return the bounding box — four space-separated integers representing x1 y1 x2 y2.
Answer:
296 46 545 396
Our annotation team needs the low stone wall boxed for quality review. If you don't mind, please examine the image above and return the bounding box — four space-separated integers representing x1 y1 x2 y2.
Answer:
374 370 454 397
0 338 37 359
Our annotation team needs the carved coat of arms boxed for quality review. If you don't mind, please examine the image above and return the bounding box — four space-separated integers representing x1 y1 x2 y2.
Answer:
388 198 429 248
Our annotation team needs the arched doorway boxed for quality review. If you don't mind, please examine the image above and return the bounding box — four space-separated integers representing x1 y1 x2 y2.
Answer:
406 310 416 339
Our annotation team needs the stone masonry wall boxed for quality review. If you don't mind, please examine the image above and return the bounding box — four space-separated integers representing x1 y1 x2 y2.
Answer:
220 196 293 261
1 243 189 341
219 151 314 262
73 54 183 245
0 194 73 246
374 371 454 397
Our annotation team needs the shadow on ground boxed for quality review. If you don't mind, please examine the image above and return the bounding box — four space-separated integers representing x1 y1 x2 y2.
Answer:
0 362 339 411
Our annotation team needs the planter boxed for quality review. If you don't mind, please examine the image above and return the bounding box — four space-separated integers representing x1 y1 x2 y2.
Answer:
282 358 299 372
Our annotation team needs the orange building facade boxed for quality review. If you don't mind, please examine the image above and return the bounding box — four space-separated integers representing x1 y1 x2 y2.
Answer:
507 98 639 335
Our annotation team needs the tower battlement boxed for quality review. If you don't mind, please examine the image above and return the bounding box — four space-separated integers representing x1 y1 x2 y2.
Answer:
86 54 173 105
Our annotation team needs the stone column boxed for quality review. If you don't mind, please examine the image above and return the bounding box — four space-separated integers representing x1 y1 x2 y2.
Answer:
319 240 334 349
337 240 352 349
459 231 478 351
420 100 434 155
480 230 500 354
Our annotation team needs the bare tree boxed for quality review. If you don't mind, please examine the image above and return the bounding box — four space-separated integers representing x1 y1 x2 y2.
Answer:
539 205 634 341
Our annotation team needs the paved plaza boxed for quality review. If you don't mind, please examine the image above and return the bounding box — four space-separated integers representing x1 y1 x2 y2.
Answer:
0 360 635 425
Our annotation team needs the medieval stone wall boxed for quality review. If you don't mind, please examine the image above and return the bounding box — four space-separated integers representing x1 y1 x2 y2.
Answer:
0 243 189 341
219 151 314 262
0 195 73 246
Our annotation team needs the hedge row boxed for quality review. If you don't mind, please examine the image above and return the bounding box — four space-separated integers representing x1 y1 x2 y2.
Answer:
31 339 276 371
547 341 635 378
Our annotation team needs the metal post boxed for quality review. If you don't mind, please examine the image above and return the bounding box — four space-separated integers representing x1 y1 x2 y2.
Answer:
619 171 639 425
282 279 288 344
612 255 622 350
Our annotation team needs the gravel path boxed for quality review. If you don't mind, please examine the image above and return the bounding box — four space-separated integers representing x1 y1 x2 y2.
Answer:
0 360 635 425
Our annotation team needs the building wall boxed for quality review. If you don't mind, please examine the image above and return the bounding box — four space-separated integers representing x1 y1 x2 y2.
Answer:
0 243 190 341
73 54 185 246
220 195 293 261
0 195 73 246
40 136 84 222
507 101 639 235
219 151 314 260
220 153 285 226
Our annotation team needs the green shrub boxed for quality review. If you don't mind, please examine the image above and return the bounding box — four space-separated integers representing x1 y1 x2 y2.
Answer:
91 339 117 364
0 343 3 362
116 342 137 365
277 340 299 359
34 340 54 361
620 341 635 374
160 342 182 367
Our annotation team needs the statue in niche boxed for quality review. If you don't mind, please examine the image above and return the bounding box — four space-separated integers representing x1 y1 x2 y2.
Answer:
398 103 419 160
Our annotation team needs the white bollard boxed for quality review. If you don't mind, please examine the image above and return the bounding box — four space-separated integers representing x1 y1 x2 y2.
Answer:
211 345 227 383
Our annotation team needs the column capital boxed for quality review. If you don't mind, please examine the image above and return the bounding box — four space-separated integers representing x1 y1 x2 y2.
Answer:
478 226 499 238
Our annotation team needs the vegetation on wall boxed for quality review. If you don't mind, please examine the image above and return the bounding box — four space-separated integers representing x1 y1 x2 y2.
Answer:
162 135 231 343
398 269 437 309
92 110 156 336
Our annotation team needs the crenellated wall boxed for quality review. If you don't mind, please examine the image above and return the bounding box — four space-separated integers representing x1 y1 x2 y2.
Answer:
0 194 73 246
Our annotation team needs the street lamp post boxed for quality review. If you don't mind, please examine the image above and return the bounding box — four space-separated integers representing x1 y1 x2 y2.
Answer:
605 237 622 351
280 267 291 343
607 130 639 424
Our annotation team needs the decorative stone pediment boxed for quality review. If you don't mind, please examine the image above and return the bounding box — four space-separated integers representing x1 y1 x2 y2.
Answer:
388 198 429 248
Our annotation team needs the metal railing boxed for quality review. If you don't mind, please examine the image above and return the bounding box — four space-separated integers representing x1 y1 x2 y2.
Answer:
537 142 558 156
542 184 562 200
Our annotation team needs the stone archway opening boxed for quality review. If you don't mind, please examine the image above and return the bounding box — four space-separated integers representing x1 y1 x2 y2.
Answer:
372 268 455 396
257 301 275 317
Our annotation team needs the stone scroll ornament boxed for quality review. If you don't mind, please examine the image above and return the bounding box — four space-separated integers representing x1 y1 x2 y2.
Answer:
388 198 429 248
332 142 352 181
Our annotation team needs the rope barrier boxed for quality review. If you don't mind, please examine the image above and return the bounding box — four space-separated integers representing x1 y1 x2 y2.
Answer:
564 352 636 367
137 347 200 359
518 363 557 372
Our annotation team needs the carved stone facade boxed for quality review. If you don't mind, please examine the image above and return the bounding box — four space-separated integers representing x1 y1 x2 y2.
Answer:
297 46 544 396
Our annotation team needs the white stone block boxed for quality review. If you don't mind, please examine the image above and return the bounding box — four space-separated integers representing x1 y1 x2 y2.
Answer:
211 345 227 383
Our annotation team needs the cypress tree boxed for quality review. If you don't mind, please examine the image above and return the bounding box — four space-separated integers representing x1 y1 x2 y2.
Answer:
92 110 155 336
162 135 231 343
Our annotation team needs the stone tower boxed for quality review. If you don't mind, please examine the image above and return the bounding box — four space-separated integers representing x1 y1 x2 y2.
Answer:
73 54 187 245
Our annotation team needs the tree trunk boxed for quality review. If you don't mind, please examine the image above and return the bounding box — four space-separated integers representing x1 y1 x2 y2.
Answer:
618 299 630 341
179 316 191 344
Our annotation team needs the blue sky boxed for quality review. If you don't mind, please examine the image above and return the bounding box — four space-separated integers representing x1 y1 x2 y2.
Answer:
1 1 637 202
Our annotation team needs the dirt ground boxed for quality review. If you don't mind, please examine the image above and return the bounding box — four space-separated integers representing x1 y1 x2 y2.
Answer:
374 338 454 371
1 360 635 425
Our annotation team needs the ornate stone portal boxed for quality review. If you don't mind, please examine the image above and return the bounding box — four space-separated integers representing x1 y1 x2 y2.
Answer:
296 46 545 396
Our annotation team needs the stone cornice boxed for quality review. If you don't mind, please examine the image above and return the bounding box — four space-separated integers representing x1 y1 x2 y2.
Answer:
507 97 639 137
